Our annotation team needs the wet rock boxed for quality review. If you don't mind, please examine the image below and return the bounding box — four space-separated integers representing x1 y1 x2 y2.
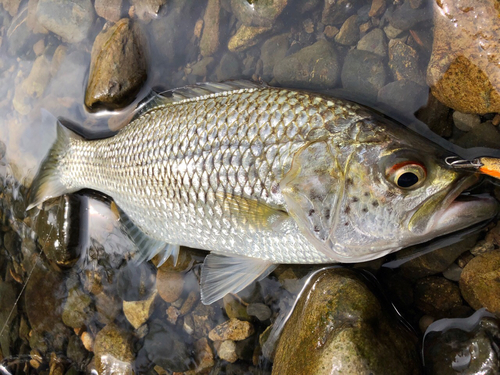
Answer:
341 49 387 99
179 290 199 315
140 319 193 372
117 261 156 302
424 315 500 374
194 337 214 372
200 0 221 57
260 33 288 80
388 40 424 85
215 52 241 81
383 24 404 39
322 0 361 25
274 39 340 89
35 195 83 267
460 250 500 315
455 121 500 149
369 0 386 17
389 0 431 30
415 92 453 137
223 294 251 321
377 80 428 115
217 340 238 363
166 306 181 325
273 268 420 375
36 0 95 43
427 0 500 114
62 283 92 329
123 290 156 329
334 15 359 46
452 111 481 132
324 25 339 39
85 18 147 111
7 6 41 57
246 303 271 321
357 28 387 57
95 0 123 22
190 56 215 79
443 263 462 282
157 268 184 303
2 0 22 16
94 292 121 324
231 0 288 27
94 324 135 374
130 0 166 22
414 276 462 316
192 301 218 339
209 318 254 341
228 24 271 53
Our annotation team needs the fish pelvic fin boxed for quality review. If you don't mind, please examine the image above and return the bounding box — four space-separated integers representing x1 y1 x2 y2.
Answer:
200 253 276 305
27 110 82 211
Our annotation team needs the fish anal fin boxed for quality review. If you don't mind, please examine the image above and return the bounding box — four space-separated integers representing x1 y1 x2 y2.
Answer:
200 254 276 305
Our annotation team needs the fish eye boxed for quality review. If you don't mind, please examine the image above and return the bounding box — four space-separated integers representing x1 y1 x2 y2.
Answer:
387 161 427 189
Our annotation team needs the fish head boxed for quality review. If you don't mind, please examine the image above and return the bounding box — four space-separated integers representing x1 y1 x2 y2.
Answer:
281 119 498 262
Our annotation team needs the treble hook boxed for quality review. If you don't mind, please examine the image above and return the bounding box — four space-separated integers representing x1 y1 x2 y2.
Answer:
444 156 483 170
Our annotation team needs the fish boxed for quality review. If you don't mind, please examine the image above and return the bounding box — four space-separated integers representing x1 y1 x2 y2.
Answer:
26 81 498 304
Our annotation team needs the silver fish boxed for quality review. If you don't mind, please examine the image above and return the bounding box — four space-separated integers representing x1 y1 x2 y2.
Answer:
27 81 498 304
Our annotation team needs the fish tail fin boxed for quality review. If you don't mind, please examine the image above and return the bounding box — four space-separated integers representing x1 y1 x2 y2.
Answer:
27 110 82 211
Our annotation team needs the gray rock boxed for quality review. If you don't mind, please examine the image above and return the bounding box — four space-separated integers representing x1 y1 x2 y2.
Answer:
3 230 21 257
322 0 362 25
452 111 481 132
455 121 500 149
0 140 6 159
443 263 462 282
341 49 387 99
383 24 404 39
231 0 288 27
36 0 95 43
130 0 166 22
216 52 241 81
388 40 425 85
260 33 289 80
377 80 428 115
334 14 359 45
62 282 92 328
246 303 271 321
389 0 431 30
94 0 123 22
357 28 387 57
274 39 340 89
273 268 421 375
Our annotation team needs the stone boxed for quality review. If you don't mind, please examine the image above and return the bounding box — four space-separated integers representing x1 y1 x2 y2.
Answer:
274 39 340 89
357 28 387 57
94 292 121 324
322 0 361 25
166 306 181 325
260 33 288 80
36 0 95 43
94 324 135 374
190 56 215 78
452 111 481 132
157 268 184 303
415 92 453 137
217 340 237 363
194 338 214 371
223 294 251 321
334 15 359 46
424 316 500 374
273 268 420 374
427 0 500 114
85 18 147 111
369 0 386 17
95 0 123 22
324 25 339 39
130 0 166 22
179 290 199 315
139 319 194 372
67 335 89 370
454 121 500 149
33 39 45 55
341 49 387 99
383 24 403 39
215 52 241 81
27 0 49 34
389 0 431 30
377 80 428 115
443 263 462 282
2 0 22 16
419 315 435 333
414 276 462 316
123 290 156 329
117 261 156 302
209 318 254 341
200 0 221 57
460 250 500 315
62 284 92 329
246 303 271 321
231 0 288 27
388 40 424 85
228 25 271 53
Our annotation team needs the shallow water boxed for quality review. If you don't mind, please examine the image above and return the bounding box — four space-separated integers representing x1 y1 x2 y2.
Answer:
1 0 500 374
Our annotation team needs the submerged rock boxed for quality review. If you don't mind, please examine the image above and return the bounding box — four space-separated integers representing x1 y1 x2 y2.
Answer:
231 0 288 27
388 40 424 85
260 33 289 80
85 18 148 111
228 24 271 53
200 0 221 57
273 268 420 375
334 15 359 46
94 324 135 375
357 28 387 57
414 276 462 316
94 0 123 22
274 39 340 89
322 0 361 25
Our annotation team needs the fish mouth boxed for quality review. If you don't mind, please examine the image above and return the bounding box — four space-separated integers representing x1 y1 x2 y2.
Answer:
409 174 499 238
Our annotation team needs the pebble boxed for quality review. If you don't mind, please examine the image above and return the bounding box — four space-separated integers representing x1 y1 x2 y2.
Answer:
419 315 435 333
369 0 386 17
36 0 95 43
357 28 387 57
166 306 181 325
260 33 289 80
223 294 251 321
442 263 463 282
7 6 41 57
322 0 360 25
414 276 463 316
215 52 241 81
217 340 238 363
230 0 288 27
157 268 184 303
85 18 148 111
383 24 404 39
194 338 214 372
94 0 123 22
415 92 454 137
129 0 166 22
122 290 157 329
62 283 92 329
389 0 431 30
209 318 254 341
81 331 94 352
341 49 387 99
200 0 221 57
460 250 500 315
470 240 495 256
324 25 339 39
246 303 271 321
274 39 340 89
334 14 359 46
452 111 481 132
388 39 424 84
455 121 500 149
94 324 135 374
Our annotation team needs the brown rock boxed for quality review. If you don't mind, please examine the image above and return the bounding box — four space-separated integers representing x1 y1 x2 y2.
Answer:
460 250 500 315
208 318 254 341
200 0 221 57
324 25 339 39
157 268 184 303
1 0 22 16
27 0 48 34
217 340 237 363
231 0 288 27
322 0 361 25
130 0 166 22
94 324 135 374
414 276 462 316
369 0 386 17
194 338 214 371
427 0 500 113
95 0 123 22
228 25 271 53
334 15 359 46
85 18 147 111
122 290 156 329
388 39 424 85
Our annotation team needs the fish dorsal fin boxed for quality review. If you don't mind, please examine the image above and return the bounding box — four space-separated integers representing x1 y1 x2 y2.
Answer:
116 204 179 265
200 254 276 305
132 80 265 121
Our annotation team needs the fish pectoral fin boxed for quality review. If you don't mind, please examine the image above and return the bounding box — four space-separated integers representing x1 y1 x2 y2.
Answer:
116 205 178 265
200 254 277 305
